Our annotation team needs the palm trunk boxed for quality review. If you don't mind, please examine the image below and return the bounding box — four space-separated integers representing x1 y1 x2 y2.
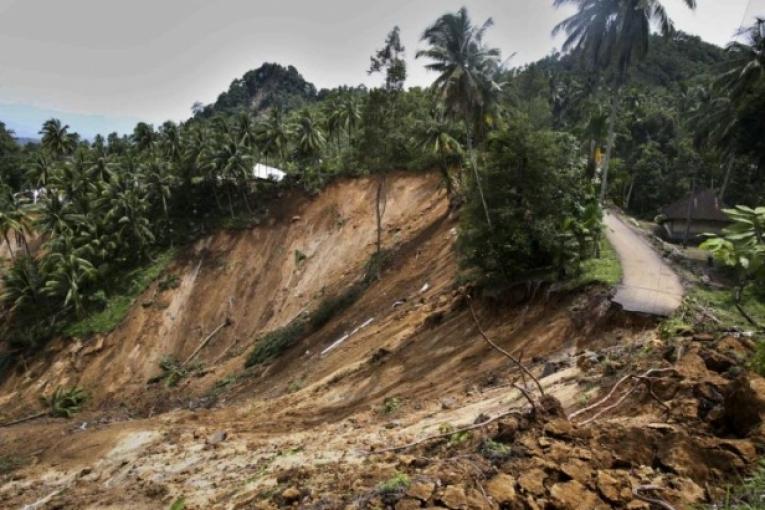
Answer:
719 154 734 202
226 185 235 218
211 182 223 213
240 184 252 214
624 176 635 210
600 88 620 204
467 132 492 229
3 233 15 261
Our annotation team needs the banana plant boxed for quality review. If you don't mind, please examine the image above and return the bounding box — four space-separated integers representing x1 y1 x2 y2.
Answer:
701 205 765 326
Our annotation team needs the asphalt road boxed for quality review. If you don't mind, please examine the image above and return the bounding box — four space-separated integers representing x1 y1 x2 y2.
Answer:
604 210 684 316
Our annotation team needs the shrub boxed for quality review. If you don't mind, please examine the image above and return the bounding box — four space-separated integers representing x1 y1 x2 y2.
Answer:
42 386 88 418
245 316 309 367
459 117 597 286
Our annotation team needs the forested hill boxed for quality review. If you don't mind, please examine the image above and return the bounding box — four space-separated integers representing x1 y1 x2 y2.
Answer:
198 62 318 117
631 32 728 90
529 32 728 91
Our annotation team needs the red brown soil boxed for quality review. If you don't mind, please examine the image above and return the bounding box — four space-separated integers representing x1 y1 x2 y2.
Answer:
0 172 763 509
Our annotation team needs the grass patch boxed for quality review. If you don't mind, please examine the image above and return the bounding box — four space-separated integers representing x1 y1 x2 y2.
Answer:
64 249 176 337
0 455 24 475
706 460 765 509
381 396 402 415
563 238 622 291
377 473 410 495
661 285 765 339
692 286 765 332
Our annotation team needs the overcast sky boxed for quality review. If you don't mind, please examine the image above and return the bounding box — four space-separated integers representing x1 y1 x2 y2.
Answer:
1 0 763 138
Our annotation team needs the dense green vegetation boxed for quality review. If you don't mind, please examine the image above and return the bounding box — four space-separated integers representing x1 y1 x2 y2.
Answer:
0 3 764 369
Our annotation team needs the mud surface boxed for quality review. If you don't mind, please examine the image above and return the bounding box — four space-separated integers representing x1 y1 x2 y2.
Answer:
0 173 762 509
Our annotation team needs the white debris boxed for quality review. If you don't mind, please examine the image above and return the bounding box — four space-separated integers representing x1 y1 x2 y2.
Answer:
321 317 374 356
419 283 430 294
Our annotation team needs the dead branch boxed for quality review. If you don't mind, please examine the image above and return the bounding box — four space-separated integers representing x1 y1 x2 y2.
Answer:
183 317 232 366
1 410 48 427
578 386 638 426
633 485 678 510
572 367 678 425
632 375 672 418
468 298 545 397
512 382 538 414
369 409 519 454
568 373 632 421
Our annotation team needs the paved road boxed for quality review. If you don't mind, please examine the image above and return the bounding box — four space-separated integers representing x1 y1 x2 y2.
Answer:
603 210 684 316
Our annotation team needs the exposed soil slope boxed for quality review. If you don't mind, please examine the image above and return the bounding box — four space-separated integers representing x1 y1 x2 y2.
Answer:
0 172 763 510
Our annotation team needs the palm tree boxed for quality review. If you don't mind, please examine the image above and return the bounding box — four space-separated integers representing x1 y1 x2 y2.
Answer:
256 108 291 167
132 122 157 152
324 98 344 149
0 184 34 259
39 119 75 158
294 108 326 168
416 114 463 196
208 134 253 216
141 158 175 221
159 121 183 163
553 0 697 202
26 152 54 189
416 7 502 227
42 235 97 318
718 18 765 105
1 255 45 311
337 94 362 146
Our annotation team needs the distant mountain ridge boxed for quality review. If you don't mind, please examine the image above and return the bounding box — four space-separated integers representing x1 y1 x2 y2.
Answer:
15 136 39 146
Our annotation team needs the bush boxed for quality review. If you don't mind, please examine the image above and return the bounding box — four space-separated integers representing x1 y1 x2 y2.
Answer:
42 386 88 418
245 316 309 367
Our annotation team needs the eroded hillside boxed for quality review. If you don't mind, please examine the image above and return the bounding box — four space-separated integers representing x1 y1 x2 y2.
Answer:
1 173 764 510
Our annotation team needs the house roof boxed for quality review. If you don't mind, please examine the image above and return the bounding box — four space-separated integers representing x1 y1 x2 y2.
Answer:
252 163 285 181
661 189 729 222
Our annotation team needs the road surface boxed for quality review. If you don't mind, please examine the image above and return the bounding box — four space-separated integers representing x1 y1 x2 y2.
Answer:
604 210 684 316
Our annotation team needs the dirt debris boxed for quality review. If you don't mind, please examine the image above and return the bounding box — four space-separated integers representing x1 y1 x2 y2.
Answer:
1 173 765 509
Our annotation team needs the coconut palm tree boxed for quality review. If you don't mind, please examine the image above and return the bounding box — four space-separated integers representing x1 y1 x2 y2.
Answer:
132 122 157 153
416 114 463 196
256 108 291 167
416 7 502 227
337 94 362 146
39 119 75 158
552 0 697 202
26 152 54 189
718 18 765 104
1 255 45 311
294 108 326 166
141 158 174 221
42 235 97 318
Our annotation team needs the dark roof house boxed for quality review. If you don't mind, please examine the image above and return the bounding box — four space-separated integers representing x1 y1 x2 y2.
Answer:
659 189 729 243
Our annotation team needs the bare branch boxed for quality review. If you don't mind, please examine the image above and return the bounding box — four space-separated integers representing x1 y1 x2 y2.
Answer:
468 297 545 396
